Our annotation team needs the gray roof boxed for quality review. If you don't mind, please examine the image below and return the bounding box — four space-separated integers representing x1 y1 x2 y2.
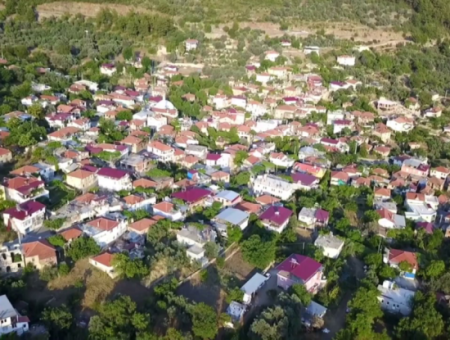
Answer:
215 208 249 226
314 233 344 250
215 190 240 202
0 295 18 319
306 301 327 318
240 273 267 295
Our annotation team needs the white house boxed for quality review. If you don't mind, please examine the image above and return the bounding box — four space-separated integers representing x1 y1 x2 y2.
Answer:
89 252 118 278
205 153 231 168
404 193 437 223
430 166 450 180
337 55 356 67
386 117 414 132
231 96 247 108
3 201 46 235
314 233 345 259
304 46 320 55
253 174 295 201
100 64 117 76
81 216 127 247
177 225 216 263
264 50 280 62
377 280 415 316
185 39 199 51
147 141 174 162
0 295 29 336
256 73 272 84
269 153 294 168
96 168 132 192
152 201 183 221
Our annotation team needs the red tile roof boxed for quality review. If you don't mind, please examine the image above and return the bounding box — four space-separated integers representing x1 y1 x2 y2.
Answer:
60 227 83 241
87 217 119 231
23 240 56 260
388 249 418 270
92 252 114 267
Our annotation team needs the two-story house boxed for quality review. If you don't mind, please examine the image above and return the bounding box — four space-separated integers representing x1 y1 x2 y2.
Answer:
3 201 46 235
252 174 295 201
259 205 293 233
152 201 183 221
23 239 57 270
276 254 325 294
383 248 418 280
2 177 49 204
66 169 98 192
81 216 127 247
96 168 132 192
147 141 174 162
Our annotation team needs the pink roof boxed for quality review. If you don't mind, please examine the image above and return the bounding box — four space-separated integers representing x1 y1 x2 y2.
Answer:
4 201 45 220
172 187 211 203
97 167 128 179
259 205 292 226
206 153 221 161
276 254 322 282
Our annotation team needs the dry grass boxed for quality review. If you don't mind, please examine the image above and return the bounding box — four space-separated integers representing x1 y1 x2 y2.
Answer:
224 250 256 281
48 259 115 309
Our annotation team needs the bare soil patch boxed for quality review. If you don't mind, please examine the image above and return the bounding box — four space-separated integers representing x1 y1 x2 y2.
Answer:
224 249 256 281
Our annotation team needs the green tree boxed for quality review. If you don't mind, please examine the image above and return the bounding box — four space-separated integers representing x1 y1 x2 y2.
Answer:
204 242 219 259
28 103 44 119
67 237 101 261
241 234 276 269
226 287 244 304
227 225 243 243
188 303 218 340
290 283 312 306
42 305 73 338
48 235 67 247
424 260 445 279
112 253 149 279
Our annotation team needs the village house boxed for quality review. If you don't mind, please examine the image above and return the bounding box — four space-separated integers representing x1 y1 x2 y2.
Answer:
383 248 418 280
259 205 293 233
0 148 12 164
330 171 349 186
152 201 183 221
185 39 198 51
81 216 127 247
96 168 132 192
172 187 212 211
269 152 295 168
100 63 117 76
214 190 241 207
430 166 450 179
252 174 295 201
23 239 57 270
298 207 329 229
2 177 49 203
377 208 406 231
404 192 437 222
176 225 216 262
66 169 98 192
314 233 345 259
0 295 29 336
123 194 155 212
213 207 249 236
377 280 415 316
205 153 231 168
291 173 319 191
147 141 174 162
276 254 325 294
3 201 46 235
89 252 117 278
336 55 356 66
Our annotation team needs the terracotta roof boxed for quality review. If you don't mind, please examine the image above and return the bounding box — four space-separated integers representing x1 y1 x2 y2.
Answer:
67 169 95 179
11 165 40 176
235 201 261 214
128 218 158 232
153 201 174 213
374 188 391 197
87 217 119 231
388 249 418 270
59 227 83 241
74 193 97 203
123 195 144 205
23 240 56 260
92 252 114 268
255 195 280 205
0 147 11 156
133 178 158 188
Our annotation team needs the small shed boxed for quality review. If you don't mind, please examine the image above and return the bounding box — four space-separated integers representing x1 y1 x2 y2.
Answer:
240 272 268 304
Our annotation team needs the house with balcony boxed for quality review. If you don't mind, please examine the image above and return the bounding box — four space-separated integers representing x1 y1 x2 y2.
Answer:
0 243 24 273
404 192 437 222
96 168 132 192
269 152 294 168
3 201 46 235
430 166 450 180
147 141 174 162
81 216 128 247
298 207 329 229
2 177 49 204
0 295 29 336
276 254 325 294
377 280 415 316
259 205 293 233
205 153 230 168
122 194 155 212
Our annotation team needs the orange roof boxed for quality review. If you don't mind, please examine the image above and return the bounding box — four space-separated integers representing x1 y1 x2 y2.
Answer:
11 165 40 175
128 218 158 232
87 217 119 231
92 252 115 268
255 195 280 205
67 169 95 179
4 176 40 189
374 188 391 197
388 249 418 270
153 201 174 213
59 227 83 241
133 178 157 189
211 171 230 179
235 201 261 214
0 147 11 156
406 192 425 201
23 240 56 260
123 195 144 205
121 135 142 145
75 193 97 203
149 141 172 152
